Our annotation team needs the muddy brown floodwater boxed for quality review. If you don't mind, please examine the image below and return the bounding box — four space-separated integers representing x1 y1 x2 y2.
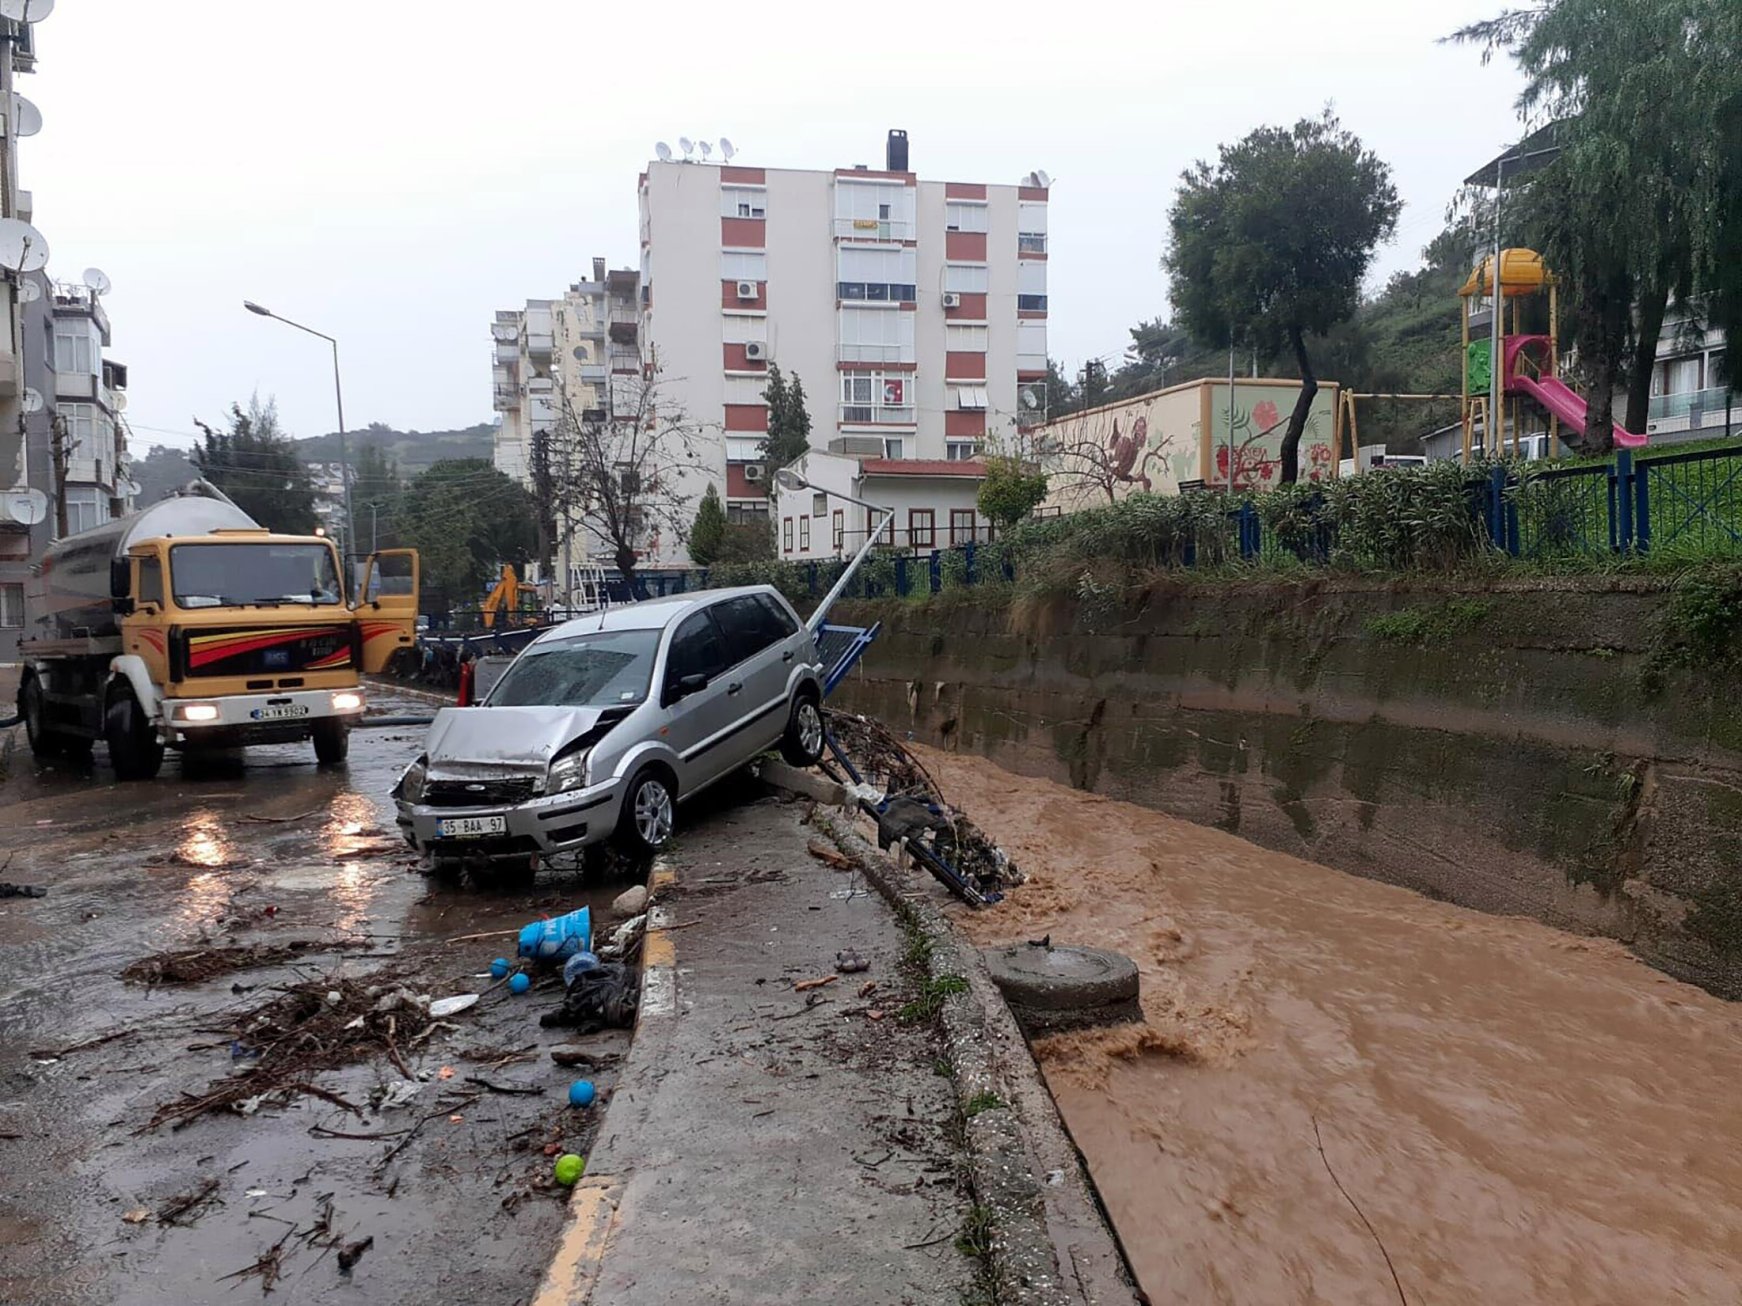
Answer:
919 746 1742 1305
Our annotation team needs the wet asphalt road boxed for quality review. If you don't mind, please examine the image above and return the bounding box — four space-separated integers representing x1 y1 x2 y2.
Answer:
0 693 636 1306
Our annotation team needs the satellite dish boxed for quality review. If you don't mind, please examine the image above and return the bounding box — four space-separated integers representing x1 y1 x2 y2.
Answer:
678 136 694 159
0 218 49 273
112 391 128 411
1 488 48 527
10 94 41 137
20 386 42 413
0 0 54 22
16 277 39 303
655 141 673 162
572 346 589 361
719 137 736 161
83 267 112 296
1021 388 1039 410
1035 170 1052 188
699 141 713 161
122 480 142 498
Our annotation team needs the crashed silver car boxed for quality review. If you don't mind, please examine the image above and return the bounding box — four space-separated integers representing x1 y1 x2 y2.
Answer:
393 586 826 871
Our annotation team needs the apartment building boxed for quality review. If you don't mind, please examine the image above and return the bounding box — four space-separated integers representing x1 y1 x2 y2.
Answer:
50 281 131 533
1646 312 1732 442
637 132 1049 562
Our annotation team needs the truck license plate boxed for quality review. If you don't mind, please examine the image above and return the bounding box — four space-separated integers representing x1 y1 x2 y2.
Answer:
250 705 311 722
437 816 507 839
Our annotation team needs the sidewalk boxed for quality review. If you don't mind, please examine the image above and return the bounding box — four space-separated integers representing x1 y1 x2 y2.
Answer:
543 789 977 1303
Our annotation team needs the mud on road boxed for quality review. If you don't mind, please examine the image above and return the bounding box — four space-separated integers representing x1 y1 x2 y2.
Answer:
0 697 637 1306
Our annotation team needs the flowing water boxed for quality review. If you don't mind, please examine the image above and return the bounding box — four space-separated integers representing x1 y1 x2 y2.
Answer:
921 748 1742 1305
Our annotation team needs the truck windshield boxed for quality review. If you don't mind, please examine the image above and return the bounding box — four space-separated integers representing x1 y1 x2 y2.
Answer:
486 630 659 708
169 544 343 608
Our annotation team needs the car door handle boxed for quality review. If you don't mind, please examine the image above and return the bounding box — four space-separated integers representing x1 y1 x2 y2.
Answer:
782 650 794 662
727 682 743 695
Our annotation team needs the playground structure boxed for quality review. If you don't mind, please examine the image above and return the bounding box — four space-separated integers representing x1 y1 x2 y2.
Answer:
1459 248 1648 461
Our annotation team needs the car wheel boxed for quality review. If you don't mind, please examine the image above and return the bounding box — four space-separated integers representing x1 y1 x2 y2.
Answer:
312 717 350 766
105 690 164 782
616 767 676 857
779 692 826 767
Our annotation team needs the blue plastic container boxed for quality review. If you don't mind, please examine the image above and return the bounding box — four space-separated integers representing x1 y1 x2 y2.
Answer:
518 907 593 964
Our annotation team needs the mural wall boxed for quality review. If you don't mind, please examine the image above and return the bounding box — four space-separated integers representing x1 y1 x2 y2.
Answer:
1041 379 1341 512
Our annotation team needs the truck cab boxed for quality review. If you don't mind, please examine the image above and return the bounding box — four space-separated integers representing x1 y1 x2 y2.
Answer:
17 483 419 779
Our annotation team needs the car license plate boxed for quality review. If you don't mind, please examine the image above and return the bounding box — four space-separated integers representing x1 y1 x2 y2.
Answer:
437 816 507 839
249 704 310 722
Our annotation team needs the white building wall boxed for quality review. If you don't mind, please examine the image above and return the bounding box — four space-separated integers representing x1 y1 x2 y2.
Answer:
913 181 951 460
763 168 835 450
985 187 1023 446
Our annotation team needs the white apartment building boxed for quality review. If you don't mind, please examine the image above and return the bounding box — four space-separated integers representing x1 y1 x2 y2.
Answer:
50 282 131 533
1646 312 1732 441
637 132 1049 561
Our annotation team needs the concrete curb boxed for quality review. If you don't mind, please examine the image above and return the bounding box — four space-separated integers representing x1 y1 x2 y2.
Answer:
755 757 850 807
532 859 678 1306
813 810 1140 1306
362 676 455 708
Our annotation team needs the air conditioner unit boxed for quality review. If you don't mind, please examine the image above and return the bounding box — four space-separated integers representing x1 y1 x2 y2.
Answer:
744 341 768 361
736 280 758 300
743 463 765 483
941 292 962 309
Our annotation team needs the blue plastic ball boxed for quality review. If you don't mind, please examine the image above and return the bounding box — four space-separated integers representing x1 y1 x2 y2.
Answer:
490 957 511 979
569 1080 597 1108
508 972 531 995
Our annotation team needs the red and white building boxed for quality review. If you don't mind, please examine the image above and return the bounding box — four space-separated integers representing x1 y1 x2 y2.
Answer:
636 132 1049 558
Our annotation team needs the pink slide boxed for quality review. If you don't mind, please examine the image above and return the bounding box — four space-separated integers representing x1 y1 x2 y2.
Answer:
1505 357 1648 449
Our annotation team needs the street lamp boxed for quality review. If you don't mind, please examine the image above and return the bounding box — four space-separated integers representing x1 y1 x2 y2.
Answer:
243 300 354 565
775 467 894 634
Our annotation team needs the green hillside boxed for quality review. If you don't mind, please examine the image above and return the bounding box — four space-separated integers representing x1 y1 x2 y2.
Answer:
295 421 497 474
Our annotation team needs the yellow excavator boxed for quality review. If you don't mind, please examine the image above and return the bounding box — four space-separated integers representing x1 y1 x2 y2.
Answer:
480 565 541 629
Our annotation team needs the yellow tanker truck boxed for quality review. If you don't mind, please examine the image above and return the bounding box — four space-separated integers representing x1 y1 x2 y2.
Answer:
16 481 418 779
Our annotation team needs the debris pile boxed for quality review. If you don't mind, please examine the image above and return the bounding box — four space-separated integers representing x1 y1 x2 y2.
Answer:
146 974 435 1132
122 939 369 987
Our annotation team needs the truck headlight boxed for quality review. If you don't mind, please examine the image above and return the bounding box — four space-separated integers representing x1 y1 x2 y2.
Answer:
396 757 428 802
547 752 590 795
332 691 364 713
176 703 221 723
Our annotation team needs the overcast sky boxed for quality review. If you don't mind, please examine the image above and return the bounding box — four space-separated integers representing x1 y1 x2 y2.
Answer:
26 0 1525 453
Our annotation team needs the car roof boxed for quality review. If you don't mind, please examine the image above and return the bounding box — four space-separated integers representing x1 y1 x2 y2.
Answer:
536 586 792 641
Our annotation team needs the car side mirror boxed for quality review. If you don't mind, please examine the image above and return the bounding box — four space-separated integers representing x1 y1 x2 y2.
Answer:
668 672 709 704
110 558 131 601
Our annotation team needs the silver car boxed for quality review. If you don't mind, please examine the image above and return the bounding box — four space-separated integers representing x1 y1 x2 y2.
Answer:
393 586 826 871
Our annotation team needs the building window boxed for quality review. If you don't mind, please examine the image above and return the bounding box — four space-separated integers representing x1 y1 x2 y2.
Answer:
782 517 794 552
909 509 936 548
139 556 164 606
882 437 905 460
60 402 109 459
832 510 844 549
951 509 977 544
1017 295 1049 312
841 372 913 425
1018 233 1047 255
945 202 989 233
799 515 811 549
722 315 769 345
837 246 918 303
720 250 768 281
943 264 989 295
0 581 22 627
724 375 771 406
954 388 989 411
947 440 979 461
65 486 109 535
54 320 99 375
727 501 769 526
946 324 988 352
837 308 916 364
1017 262 1047 313
834 181 916 240
1017 321 1048 373
720 186 767 219
812 492 828 517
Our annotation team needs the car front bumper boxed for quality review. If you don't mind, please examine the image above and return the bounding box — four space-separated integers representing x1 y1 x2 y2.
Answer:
395 776 624 861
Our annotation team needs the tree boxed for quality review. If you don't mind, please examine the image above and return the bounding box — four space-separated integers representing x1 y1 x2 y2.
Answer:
759 363 812 491
1165 110 1400 482
351 441 402 551
717 521 776 564
549 350 708 587
396 458 538 609
1452 0 1739 446
192 397 319 533
689 483 727 567
977 452 1049 529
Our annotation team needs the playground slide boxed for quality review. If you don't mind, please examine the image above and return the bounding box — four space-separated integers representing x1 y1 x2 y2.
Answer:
1508 373 1649 448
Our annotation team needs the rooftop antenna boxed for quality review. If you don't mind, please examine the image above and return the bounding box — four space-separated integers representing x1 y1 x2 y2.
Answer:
678 136 694 160
0 217 50 274
9 93 41 137
82 267 111 296
655 140 673 162
0 0 56 21
719 137 736 161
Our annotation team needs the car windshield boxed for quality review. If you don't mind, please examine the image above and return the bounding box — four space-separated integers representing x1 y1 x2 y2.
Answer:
486 629 660 708
170 544 343 608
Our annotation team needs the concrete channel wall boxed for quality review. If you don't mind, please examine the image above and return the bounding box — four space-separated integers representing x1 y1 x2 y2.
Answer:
832 577 1742 998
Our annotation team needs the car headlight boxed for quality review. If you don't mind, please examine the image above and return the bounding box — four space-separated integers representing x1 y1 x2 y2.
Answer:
397 757 428 802
332 691 364 713
547 751 590 795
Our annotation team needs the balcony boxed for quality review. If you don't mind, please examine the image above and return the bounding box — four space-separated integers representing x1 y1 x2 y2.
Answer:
577 363 608 383
524 330 555 361
492 386 519 413
56 371 97 401
1649 387 1732 422
495 341 518 365
839 404 916 427
609 313 638 344
834 218 915 242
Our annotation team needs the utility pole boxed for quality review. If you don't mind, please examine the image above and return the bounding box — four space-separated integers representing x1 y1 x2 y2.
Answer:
49 412 67 538
531 425 554 577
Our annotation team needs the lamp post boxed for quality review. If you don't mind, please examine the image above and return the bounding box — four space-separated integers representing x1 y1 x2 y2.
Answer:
243 300 354 566
774 467 895 634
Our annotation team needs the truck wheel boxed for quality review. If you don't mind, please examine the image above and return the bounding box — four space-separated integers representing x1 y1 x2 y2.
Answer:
312 718 350 766
20 676 60 758
105 690 164 782
779 691 826 767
